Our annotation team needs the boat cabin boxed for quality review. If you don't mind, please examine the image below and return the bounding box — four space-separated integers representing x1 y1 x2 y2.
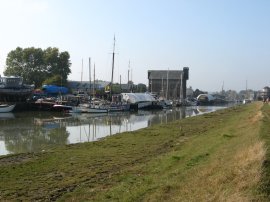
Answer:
0 76 23 88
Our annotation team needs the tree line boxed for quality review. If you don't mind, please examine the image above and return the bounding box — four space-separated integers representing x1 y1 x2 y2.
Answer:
4 47 71 88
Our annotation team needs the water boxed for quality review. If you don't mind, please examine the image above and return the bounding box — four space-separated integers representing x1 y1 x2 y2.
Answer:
0 106 227 156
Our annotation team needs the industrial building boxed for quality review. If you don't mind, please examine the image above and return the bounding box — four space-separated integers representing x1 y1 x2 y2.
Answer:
148 67 189 100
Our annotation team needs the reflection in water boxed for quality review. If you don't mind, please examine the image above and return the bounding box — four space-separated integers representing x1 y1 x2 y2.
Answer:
0 106 227 156
0 113 15 120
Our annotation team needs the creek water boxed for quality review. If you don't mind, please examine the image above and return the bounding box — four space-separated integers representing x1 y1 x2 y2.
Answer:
0 106 227 156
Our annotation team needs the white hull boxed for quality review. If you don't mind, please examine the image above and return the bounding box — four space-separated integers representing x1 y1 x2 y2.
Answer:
0 104 16 113
71 106 108 113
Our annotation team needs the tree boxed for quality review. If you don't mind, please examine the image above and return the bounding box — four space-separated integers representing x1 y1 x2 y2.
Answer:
44 47 71 82
4 47 71 88
42 75 63 86
135 83 147 93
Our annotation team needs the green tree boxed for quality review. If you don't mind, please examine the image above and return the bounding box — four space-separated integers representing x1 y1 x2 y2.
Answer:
112 84 121 94
42 75 63 86
4 47 71 88
44 47 71 82
135 83 147 93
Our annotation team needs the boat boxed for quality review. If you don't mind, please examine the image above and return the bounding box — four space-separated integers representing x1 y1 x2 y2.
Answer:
0 76 34 102
108 103 130 112
52 104 73 112
121 93 160 110
70 106 108 113
158 98 173 109
196 94 227 106
70 102 108 113
0 104 16 113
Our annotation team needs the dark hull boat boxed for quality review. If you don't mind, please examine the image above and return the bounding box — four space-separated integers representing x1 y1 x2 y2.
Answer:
0 76 34 102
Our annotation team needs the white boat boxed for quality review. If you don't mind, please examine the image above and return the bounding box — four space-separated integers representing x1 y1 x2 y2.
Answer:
71 107 108 113
121 93 157 109
71 103 108 113
0 104 16 113
108 103 130 112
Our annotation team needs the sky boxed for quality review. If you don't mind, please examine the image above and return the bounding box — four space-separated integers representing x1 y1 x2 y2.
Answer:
0 0 270 92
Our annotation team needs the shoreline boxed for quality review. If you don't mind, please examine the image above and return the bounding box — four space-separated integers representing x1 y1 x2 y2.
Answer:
1 102 269 201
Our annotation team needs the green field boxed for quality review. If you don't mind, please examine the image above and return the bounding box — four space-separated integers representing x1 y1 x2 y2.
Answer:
1 102 270 201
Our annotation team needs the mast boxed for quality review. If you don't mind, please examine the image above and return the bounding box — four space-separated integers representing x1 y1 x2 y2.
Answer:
180 72 183 102
89 57 91 98
110 35 116 99
162 77 164 97
166 69 169 99
128 60 130 91
81 58 83 87
93 63 95 98
120 74 122 92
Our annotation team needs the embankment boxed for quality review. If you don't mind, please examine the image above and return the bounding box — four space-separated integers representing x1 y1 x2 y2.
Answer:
1 102 270 201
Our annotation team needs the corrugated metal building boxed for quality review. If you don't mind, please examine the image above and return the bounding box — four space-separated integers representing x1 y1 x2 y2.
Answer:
148 67 189 100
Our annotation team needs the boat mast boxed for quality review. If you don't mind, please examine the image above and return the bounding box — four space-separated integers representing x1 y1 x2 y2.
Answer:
180 72 183 102
166 69 169 99
89 57 91 98
110 35 116 99
93 63 95 98
128 60 130 92
81 58 83 87
120 74 122 92
162 77 164 97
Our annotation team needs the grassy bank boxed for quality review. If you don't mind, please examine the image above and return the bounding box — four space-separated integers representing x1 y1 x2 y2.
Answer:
0 102 270 201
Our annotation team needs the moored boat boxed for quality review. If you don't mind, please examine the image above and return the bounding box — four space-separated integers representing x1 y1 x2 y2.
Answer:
52 104 73 112
70 103 108 113
108 103 130 112
0 76 34 102
0 104 16 113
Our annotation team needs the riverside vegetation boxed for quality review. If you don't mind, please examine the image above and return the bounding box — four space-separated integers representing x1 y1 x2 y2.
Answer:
1 102 270 201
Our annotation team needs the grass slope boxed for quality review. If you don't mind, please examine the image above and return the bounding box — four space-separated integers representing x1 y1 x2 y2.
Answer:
0 102 269 201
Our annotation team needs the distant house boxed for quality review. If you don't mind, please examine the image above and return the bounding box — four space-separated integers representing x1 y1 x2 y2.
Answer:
148 67 189 100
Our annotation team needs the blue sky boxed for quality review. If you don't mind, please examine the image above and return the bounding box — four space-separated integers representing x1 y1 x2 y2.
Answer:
0 0 269 92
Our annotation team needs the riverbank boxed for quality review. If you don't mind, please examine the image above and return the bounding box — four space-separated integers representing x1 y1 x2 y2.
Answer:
0 102 269 201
